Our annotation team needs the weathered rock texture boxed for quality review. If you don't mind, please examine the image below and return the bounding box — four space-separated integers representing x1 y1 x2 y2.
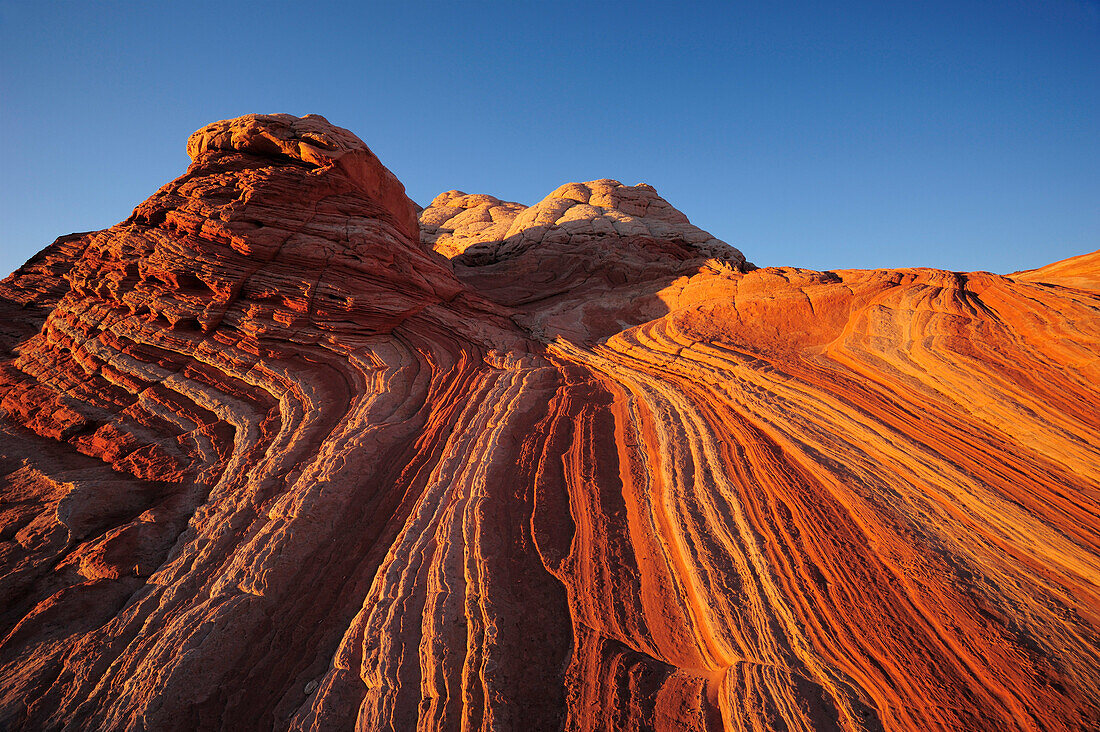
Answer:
0 114 1098 731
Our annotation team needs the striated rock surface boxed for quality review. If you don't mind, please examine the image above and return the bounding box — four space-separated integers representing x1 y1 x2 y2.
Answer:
0 114 1098 731
420 180 750 343
1013 248 1100 291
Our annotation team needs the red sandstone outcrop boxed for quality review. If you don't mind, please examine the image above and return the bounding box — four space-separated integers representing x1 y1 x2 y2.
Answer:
0 114 1098 731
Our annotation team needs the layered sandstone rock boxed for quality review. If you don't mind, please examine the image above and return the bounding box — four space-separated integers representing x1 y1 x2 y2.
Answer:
420 179 750 343
1013 248 1100 291
0 114 1098 731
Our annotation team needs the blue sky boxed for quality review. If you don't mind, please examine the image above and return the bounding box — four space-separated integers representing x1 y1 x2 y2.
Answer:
1 1 1097 276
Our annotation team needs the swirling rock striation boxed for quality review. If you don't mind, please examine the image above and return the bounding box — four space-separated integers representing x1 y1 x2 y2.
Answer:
0 114 1098 731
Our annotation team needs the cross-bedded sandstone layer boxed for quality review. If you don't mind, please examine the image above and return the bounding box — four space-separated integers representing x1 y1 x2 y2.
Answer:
0 114 1097 731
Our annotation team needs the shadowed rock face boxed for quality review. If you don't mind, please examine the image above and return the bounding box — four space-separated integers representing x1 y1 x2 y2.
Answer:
0 114 1098 732
419 181 750 344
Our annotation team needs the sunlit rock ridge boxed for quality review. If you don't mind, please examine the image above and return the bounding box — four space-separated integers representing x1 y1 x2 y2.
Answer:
0 114 1097 731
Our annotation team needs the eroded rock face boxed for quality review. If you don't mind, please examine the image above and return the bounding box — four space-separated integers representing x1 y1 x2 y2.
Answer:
420 179 751 342
1 114 1098 732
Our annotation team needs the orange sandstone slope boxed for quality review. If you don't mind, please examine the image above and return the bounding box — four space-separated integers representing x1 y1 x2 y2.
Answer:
0 115 1097 732
1013 248 1100 291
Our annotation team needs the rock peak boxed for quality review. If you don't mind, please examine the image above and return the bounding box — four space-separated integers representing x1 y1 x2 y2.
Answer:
421 178 746 267
187 113 363 165
186 113 419 241
419 179 750 342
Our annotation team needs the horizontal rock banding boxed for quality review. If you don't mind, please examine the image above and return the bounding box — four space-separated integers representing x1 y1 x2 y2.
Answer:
0 114 1097 731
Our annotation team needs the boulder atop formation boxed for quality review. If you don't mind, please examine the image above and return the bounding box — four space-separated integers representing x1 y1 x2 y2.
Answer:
187 113 419 241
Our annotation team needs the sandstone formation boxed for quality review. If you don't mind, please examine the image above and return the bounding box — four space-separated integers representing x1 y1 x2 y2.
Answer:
419 180 748 343
0 114 1098 731
1013 248 1100 291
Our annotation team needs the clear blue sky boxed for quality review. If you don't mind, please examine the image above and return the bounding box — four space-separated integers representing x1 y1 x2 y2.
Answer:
1 1 1097 276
